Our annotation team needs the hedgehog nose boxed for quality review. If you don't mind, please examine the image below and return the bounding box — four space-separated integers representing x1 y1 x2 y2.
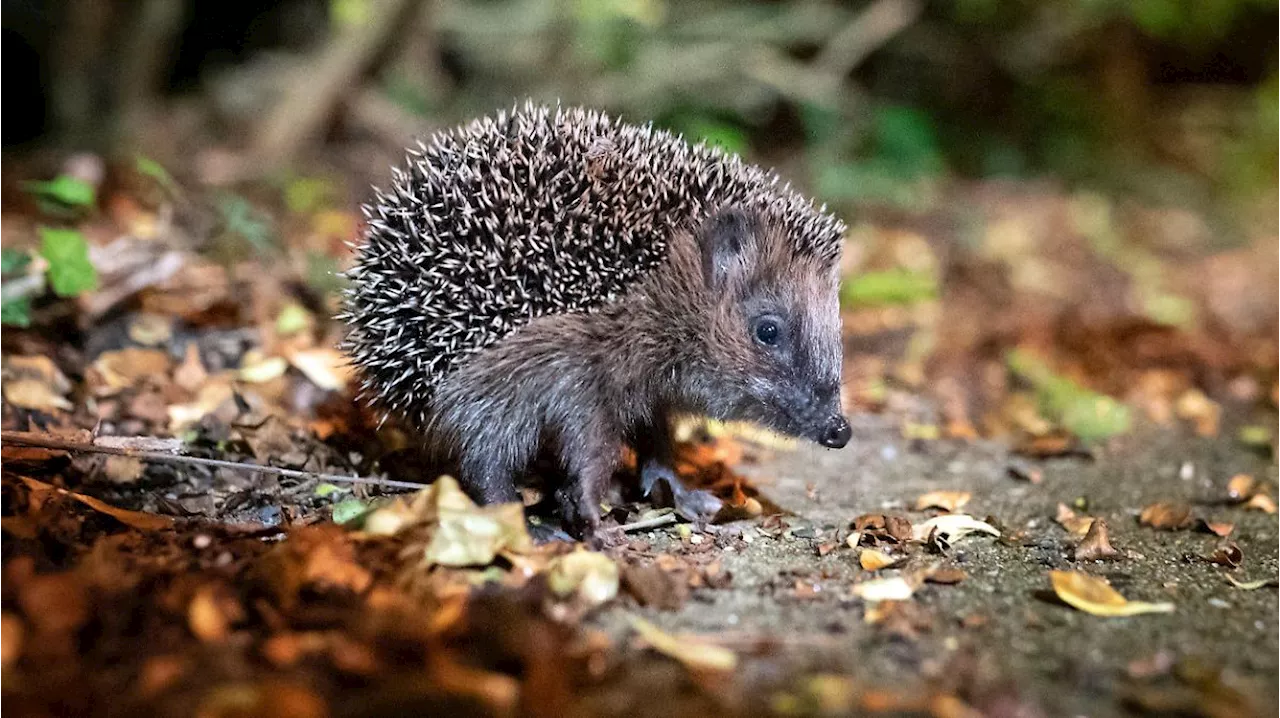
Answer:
819 415 851 449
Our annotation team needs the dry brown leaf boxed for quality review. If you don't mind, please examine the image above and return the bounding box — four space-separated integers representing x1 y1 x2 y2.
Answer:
859 548 901 571
1054 503 1095 536
1244 493 1277 514
1209 540 1243 568
1175 389 1220 436
630 617 736 673
910 514 1000 543
913 490 972 512
1138 502 1194 530
1 613 23 668
851 576 916 602
173 343 208 393
238 351 289 383
93 348 172 390
375 476 534 567
546 549 619 607
187 585 239 643
17 476 174 530
923 566 967 585
1196 519 1235 537
1049 570 1175 617
1074 518 1121 561
1225 474 1256 502
3 355 75 412
1225 575 1278 590
287 348 352 392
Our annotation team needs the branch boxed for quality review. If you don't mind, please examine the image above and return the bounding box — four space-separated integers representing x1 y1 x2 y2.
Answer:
251 0 420 165
1 430 423 491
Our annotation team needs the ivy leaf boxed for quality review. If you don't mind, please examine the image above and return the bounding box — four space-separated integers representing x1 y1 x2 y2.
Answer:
24 175 96 208
39 227 98 297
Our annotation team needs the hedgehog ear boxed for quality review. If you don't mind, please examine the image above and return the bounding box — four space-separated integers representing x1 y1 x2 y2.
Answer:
700 207 758 289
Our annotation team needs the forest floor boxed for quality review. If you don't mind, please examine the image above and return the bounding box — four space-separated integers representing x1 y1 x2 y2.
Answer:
1 154 1276 717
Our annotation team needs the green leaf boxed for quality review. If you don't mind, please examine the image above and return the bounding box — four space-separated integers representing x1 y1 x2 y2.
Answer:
284 176 336 215
314 482 346 498
841 268 937 307
135 155 178 194
332 498 369 525
24 175 96 208
1 248 32 275
1007 350 1131 442
873 105 943 179
39 227 98 297
1 296 32 327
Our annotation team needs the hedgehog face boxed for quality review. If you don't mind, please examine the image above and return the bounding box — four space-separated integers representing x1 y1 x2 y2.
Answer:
698 208 851 449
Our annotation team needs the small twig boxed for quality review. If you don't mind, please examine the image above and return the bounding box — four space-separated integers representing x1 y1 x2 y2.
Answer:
609 513 681 534
1 430 423 491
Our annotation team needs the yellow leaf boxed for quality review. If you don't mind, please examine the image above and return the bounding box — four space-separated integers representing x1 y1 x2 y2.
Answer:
858 548 900 571
630 617 736 673
913 490 971 512
850 576 916 602
547 549 619 607
1049 570 1174 617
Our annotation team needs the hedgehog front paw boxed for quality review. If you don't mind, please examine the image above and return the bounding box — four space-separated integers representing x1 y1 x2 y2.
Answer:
639 460 723 522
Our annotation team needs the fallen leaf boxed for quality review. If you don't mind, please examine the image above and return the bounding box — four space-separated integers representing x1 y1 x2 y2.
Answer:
1054 503 1095 536
911 514 1000 543
850 576 916 602
1196 519 1234 537
859 548 901 571
1209 540 1242 569
380 476 533 567
2 355 74 412
1 613 22 668
238 351 289 384
187 585 240 643
1049 570 1175 617
1225 575 1277 590
1138 502 1194 530
1175 388 1220 436
922 566 967 585
173 343 208 392
16 476 174 530
1243 493 1277 514
102 456 146 484
547 550 619 608
93 348 172 390
630 617 736 673
1074 518 1121 561
913 490 971 512
1225 474 1256 502
287 348 352 392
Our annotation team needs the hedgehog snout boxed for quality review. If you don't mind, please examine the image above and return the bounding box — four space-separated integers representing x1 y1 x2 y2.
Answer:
818 414 852 449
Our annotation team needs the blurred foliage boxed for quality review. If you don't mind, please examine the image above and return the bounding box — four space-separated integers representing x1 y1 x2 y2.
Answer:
415 0 1274 222
1007 349 1133 442
38 227 98 297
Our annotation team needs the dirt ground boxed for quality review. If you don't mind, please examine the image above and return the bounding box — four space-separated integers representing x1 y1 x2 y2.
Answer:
591 416 1279 717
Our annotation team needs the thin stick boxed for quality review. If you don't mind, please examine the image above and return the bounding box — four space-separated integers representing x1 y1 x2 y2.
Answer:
1 430 423 491
610 513 680 534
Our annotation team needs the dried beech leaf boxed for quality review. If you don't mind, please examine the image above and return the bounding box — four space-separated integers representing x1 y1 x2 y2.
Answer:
1137 502 1193 530
1225 474 1256 502
858 548 900 571
630 617 736 672
910 514 1000 543
547 549 619 607
1054 503 1095 536
1049 570 1174 617
850 576 916 602
1074 519 1120 561
913 490 971 512
1225 575 1277 590
1243 493 1277 514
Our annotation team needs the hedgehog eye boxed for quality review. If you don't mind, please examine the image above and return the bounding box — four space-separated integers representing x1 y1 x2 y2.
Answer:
752 316 782 347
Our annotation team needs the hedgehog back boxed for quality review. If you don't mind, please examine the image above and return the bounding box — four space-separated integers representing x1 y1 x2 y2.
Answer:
341 104 844 426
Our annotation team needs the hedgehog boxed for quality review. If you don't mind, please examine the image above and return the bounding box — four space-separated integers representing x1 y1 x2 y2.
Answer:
341 102 851 537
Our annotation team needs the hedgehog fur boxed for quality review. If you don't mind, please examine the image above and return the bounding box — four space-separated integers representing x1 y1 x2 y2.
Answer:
340 102 846 431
